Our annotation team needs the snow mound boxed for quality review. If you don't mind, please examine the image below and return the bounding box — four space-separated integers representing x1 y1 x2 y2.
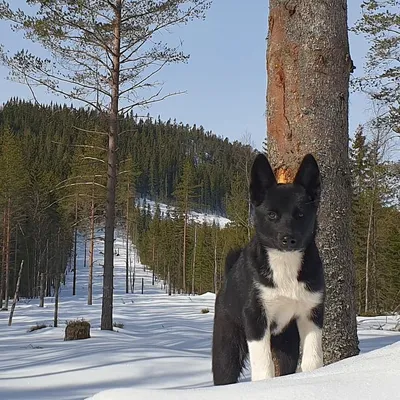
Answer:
197 291 216 299
88 342 400 400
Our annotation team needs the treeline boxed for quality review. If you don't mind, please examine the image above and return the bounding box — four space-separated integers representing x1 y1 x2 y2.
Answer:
350 125 400 315
135 127 400 314
0 118 74 306
0 98 253 305
133 162 252 295
1 99 254 213
0 98 399 315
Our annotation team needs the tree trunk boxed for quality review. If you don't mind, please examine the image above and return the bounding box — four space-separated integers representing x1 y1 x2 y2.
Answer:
8 260 24 326
168 268 171 296
368 143 379 314
0 208 6 309
126 182 130 294
84 233 87 269
4 198 11 310
364 201 374 314
129 254 133 293
73 196 78 296
39 272 45 307
101 1 121 330
45 239 50 297
13 225 18 298
182 209 187 293
54 273 60 328
88 194 95 306
191 224 197 295
214 230 218 294
371 216 378 314
266 0 359 364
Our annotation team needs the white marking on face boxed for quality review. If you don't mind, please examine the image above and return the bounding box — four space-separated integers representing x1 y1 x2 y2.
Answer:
247 331 275 381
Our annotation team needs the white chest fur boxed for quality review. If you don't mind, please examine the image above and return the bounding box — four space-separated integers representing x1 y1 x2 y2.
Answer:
257 249 322 335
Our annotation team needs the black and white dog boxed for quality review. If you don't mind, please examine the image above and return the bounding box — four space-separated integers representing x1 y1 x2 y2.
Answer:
212 153 325 385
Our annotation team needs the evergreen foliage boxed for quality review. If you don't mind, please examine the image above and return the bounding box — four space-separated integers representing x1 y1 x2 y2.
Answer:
350 124 400 314
0 99 252 301
0 99 399 315
352 0 400 133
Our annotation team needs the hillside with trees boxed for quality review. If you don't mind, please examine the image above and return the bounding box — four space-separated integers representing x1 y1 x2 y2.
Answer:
0 98 399 317
0 98 254 303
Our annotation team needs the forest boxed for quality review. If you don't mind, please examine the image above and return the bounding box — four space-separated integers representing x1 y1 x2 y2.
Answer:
0 99 398 315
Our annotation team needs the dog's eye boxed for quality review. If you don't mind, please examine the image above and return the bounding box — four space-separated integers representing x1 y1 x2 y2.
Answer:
267 211 278 220
297 211 304 218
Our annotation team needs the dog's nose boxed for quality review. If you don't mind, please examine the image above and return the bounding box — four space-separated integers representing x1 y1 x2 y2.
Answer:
281 235 297 248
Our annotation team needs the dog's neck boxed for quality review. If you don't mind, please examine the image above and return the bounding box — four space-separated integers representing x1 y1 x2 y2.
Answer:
261 247 304 286
267 247 303 270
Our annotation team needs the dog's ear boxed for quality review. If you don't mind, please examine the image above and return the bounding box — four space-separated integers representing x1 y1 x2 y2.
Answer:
294 154 321 202
250 153 276 205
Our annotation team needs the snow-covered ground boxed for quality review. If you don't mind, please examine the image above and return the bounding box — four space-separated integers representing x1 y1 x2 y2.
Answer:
0 232 399 400
137 198 231 228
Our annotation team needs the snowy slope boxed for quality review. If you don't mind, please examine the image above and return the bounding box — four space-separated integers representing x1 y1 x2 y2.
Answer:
0 232 399 400
137 198 231 228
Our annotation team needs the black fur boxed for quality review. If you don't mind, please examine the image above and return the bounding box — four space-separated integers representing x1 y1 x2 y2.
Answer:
212 153 325 386
224 248 242 275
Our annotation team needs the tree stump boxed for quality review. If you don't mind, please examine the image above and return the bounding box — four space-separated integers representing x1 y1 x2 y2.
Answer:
64 320 91 341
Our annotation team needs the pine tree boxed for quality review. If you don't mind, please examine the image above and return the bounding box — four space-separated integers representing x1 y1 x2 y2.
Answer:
0 0 211 330
266 0 359 364
350 118 400 314
352 0 400 133
173 160 200 293
0 128 28 309
226 171 252 245
117 156 140 293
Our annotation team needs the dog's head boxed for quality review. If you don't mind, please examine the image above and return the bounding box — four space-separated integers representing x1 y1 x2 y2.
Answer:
250 153 321 251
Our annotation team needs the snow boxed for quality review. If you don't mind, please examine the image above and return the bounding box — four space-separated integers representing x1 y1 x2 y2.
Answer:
137 198 231 228
0 231 399 400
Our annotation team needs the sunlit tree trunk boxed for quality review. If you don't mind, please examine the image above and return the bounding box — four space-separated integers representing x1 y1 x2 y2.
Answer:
266 0 359 364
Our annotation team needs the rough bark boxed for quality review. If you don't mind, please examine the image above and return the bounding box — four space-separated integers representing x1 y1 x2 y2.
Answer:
101 0 121 330
266 0 359 364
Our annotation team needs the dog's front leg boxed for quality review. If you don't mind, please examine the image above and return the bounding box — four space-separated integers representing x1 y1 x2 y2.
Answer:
244 306 274 381
297 305 323 372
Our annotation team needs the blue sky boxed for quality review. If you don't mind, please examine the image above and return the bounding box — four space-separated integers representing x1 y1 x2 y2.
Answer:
0 1 372 150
